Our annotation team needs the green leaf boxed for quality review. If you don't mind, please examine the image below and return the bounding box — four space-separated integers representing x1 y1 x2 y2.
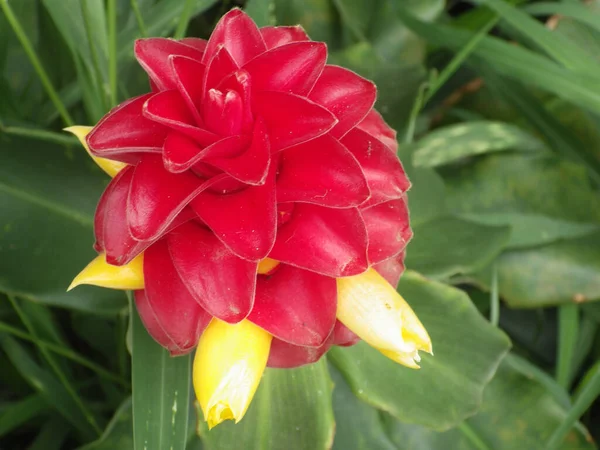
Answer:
473 231 600 308
0 394 50 437
405 216 510 279
131 300 191 450
330 366 396 450
79 398 133 450
328 271 511 431
0 136 126 314
245 0 275 27
524 2 600 34
413 121 546 168
395 7 600 116
458 213 600 249
475 0 597 71
273 0 343 50
28 416 71 450
442 153 600 224
0 336 97 440
200 359 335 450
382 354 595 450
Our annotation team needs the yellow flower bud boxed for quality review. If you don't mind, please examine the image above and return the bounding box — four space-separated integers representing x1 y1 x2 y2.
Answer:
68 252 144 291
193 319 271 429
64 126 127 177
257 257 279 274
336 268 432 368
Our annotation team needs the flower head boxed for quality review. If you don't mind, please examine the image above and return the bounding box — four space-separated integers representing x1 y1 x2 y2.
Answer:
69 8 431 428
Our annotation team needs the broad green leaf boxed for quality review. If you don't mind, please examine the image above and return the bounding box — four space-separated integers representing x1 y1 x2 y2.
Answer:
405 216 510 279
0 136 126 314
442 153 600 224
458 213 600 249
413 121 546 168
131 301 191 450
79 398 133 450
472 231 600 308
200 359 335 450
382 354 595 450
399 143 448 226
328 271 511 431
330 366 396 450
0 336 97 440
245 0 275 27
0 394 49 437
395 7 600 116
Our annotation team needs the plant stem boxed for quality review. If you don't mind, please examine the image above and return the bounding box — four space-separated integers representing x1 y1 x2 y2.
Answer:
130 0 148 37
546 362 600 450
174 0 196 39
81 0 109 112
0 0 74 126
556 304 579 389
107 0 118 106
489 264 499 326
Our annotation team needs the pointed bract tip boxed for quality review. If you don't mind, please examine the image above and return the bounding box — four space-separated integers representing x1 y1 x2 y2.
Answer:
64 125 127 177
68 253 145 291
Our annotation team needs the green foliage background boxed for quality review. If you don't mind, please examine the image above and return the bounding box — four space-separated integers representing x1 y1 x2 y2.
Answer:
1 0 600 449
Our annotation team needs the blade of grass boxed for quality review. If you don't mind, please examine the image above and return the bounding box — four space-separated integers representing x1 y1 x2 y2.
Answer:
81 0 108 112
130 0 148 38
394 6 600 116
1 336 96 440
0 394 49 437
570 317 597 388
546 362 600 450
0 0 74 125
556 304 579 390
7 295 102 436
423 14 497 105
475 0 598 71
523 2 600 34
0 320 128 387
0 124 78 146
107 0 117 106
481 69 600 184
173 0 196 39
28 416 71 450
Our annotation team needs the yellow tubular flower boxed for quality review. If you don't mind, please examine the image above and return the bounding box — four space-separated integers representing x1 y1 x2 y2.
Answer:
336 268 432 369
193 319 272 429
64 126 127 177
68 253 145 291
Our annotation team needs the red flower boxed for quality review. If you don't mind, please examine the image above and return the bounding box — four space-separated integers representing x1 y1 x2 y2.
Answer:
76 9 412 367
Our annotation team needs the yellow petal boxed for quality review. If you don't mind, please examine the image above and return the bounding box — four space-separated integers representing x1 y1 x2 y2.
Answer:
257 258 279 275
64 126 127 177
68 253 144 291
193 319 272 429
336 268 432 368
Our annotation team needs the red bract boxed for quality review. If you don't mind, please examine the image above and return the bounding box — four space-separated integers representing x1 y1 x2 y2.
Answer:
88 9 411 367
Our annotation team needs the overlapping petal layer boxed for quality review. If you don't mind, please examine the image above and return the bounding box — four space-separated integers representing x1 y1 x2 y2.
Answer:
76 8 415 380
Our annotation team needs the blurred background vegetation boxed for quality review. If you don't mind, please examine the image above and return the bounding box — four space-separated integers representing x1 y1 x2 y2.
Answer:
1 0 600 449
